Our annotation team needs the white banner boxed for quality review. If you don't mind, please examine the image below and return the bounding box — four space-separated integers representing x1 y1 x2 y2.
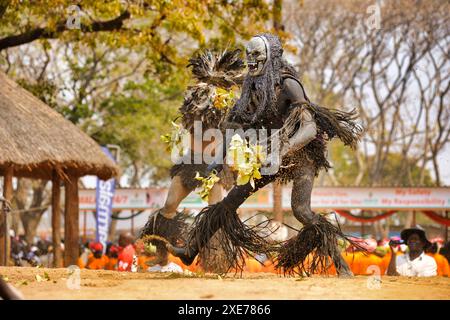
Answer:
79 187 450 211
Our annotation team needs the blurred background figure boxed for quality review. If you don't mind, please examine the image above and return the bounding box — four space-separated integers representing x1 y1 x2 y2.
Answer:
425 241 449 277
85 242 109 270
105 244 120 270
143 238 184 273
117 232 136 272
387 228 437 277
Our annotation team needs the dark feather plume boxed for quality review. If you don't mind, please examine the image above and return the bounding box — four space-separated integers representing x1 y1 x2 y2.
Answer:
187 49 245 88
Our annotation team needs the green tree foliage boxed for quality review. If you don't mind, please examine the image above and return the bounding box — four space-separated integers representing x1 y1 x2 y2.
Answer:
91 74 185 186
0 0 276 185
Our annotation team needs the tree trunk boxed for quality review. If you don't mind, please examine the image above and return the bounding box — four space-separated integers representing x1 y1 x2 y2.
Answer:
19 180 48 245
64 175 79 267
0 167 13 266
12 178 30 235
273 0 284 31
52 172 62 268
21 214 43 245
381 220 390 240
404 210 414 229
108 211 119 242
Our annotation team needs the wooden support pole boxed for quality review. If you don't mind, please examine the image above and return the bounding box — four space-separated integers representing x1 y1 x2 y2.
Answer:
64 174 79 267
0 167 13 266
83 211 87 243
52 171 62 268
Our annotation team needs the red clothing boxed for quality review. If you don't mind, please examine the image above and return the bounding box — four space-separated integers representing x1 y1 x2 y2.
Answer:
118 244 136 272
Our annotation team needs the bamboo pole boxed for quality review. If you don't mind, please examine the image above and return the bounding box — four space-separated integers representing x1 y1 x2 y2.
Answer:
52 171 62 268
0 167 13 266
64 174 79 267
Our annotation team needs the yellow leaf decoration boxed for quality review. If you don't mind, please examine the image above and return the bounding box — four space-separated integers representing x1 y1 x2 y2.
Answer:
144 242 157 255
227 134 266 189
195 171 220 202
213 87 235 110
160 121 189 157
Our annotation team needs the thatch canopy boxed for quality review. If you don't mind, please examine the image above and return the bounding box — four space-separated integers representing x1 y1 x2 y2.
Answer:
0 71 119 180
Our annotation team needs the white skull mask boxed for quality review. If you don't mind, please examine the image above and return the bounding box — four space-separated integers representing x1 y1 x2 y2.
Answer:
245 36 269 76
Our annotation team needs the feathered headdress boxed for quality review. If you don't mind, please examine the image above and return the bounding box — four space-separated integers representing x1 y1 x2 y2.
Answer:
187 49 245 88
180 49 245 131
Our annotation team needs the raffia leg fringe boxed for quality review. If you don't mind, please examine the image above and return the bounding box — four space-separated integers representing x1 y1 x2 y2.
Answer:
138 209 188 246
198 228 231 274
275 215 358 276
188 202 276 273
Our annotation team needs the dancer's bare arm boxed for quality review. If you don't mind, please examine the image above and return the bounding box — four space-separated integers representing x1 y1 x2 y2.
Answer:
281 79 317 156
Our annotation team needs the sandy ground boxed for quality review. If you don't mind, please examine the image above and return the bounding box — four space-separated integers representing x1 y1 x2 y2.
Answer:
1 267 449 300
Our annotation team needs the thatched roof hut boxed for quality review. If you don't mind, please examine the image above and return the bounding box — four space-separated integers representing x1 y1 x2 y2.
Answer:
0 71 118 180
0 71 119 267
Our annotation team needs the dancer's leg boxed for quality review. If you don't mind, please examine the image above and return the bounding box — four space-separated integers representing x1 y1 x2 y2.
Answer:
208 183 223 205
284 160 353 277
169 174 277 266
139 176 193 243
161 176 193 218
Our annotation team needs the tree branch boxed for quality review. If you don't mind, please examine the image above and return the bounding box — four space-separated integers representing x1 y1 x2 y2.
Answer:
0 10 131 51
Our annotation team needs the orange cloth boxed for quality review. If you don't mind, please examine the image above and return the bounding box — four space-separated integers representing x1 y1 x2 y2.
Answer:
308 255 336 275
186 256 201 273
427 253 449 276
261 260 276 273
380 252 392 275
138 255 151 271
362 254 383 276
105 257 118 270
77 257 85 269
86 253 94 266
345 252 384 275
168 254 186 270
326 262 337 275
86 255 109 270
244 258 263 273
343 251 363 275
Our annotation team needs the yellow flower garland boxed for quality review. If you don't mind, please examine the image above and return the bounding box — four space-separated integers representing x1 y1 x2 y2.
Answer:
227 134 266 189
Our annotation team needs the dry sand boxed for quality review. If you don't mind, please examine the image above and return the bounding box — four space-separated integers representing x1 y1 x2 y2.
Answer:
1 266 449 300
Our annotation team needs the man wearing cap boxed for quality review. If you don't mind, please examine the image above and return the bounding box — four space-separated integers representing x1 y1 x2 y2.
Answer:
86 242 109 270
387 227 437 277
